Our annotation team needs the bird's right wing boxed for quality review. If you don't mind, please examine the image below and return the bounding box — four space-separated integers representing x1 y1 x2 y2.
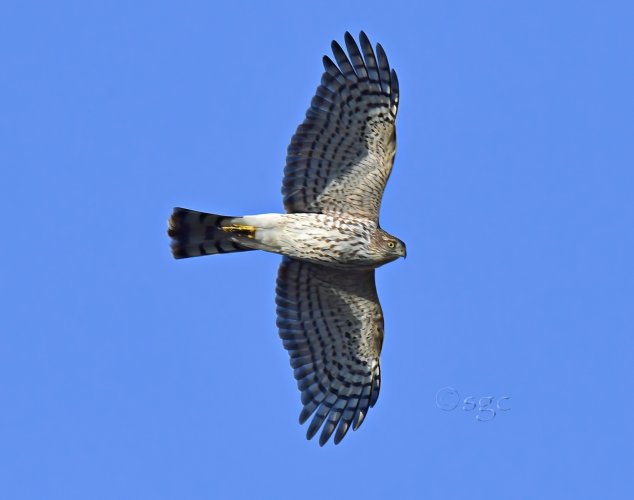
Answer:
282 31 399 221
276 257 384 445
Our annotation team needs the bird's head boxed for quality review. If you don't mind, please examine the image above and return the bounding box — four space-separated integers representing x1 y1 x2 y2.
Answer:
376 230 407 263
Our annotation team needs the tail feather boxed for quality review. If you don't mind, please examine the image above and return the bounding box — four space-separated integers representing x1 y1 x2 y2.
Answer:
167 207 255 259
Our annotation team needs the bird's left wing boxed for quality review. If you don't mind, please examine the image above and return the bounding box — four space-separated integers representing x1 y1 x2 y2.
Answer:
282 31 399 221
276 257 384 445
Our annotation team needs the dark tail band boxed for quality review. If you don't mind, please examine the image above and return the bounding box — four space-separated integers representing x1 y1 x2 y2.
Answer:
167 207 255 259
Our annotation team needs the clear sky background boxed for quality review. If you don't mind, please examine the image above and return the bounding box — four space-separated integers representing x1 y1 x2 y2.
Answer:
2 1 633 499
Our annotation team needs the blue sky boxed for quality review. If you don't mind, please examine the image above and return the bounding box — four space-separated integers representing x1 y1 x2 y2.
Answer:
2 1 633 498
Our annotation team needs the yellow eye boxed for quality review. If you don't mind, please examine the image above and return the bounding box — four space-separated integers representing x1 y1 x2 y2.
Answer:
387 241 396 248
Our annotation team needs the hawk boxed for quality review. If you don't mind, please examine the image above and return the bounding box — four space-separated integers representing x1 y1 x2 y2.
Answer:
168 32 405 445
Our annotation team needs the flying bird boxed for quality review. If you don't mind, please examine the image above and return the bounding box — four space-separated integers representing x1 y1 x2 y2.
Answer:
168 31 404 445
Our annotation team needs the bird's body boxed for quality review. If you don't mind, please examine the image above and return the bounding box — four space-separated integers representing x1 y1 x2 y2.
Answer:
168 31 405 445
170 210 404 269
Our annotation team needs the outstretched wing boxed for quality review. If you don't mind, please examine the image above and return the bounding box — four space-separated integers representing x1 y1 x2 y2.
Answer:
276 257 384 445
283 31 399 221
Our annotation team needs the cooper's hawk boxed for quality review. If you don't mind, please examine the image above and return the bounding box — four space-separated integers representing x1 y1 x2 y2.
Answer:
168 31 404 445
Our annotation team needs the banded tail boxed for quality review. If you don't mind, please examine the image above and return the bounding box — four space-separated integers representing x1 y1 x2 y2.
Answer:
167 207 256 259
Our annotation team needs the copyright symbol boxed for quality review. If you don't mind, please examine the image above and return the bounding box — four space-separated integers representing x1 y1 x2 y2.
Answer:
435 386 460 411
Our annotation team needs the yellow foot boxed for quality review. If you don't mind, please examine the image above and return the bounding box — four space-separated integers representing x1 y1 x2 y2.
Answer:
221 224 256 239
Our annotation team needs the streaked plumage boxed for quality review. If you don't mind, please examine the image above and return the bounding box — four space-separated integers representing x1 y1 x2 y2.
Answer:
168 32 404 445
